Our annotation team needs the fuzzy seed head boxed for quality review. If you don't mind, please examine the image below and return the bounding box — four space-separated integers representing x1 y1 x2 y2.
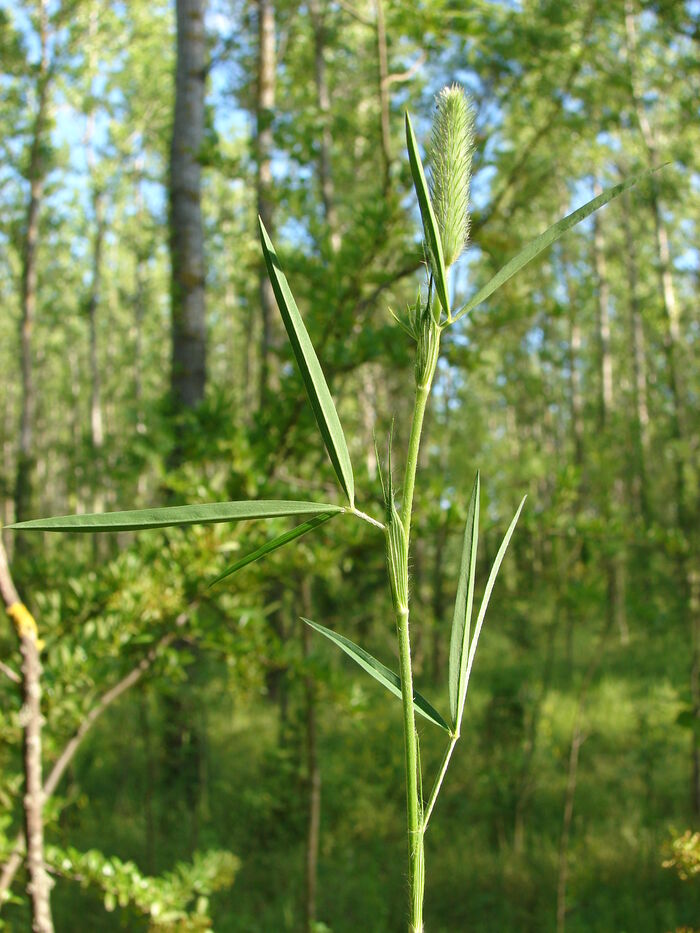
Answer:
428 85 475 268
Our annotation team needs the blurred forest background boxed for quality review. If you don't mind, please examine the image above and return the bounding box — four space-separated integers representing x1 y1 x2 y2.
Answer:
1 0 699 930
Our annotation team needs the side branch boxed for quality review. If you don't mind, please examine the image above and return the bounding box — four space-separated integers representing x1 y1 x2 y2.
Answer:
0 602 192 909
0 534 54 932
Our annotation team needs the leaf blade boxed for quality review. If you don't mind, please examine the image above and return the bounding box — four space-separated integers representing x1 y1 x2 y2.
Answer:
405 112 450 317
448 472 480 729
208 513 337 587
460 496 527 714
7 500 344 533
303 617 450 733
452 170 663 323
259 219 355 506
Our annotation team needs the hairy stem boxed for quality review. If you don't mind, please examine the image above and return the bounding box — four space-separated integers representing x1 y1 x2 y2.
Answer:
394 332 440 932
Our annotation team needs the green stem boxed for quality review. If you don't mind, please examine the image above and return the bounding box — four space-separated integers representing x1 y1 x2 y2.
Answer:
396 604 424 932
394 340 439 932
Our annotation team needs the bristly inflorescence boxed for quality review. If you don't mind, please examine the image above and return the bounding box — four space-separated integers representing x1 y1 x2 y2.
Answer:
428 84 475 268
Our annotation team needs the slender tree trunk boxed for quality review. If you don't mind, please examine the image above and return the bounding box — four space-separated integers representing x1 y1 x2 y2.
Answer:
309 0 341 253
592 187 613 426
0 539 53 932
556 724 583 933
690 570 700 813
87 191 105 458
624 0 687 515
625 0 698 809
374 0 391 192
256 0 277 408
620 192 651 524
169 0 207 419
556 624 611 933
301 578 321 933
563 265 584 469
84 1 105 517
592 190 628 644
14 0 50 540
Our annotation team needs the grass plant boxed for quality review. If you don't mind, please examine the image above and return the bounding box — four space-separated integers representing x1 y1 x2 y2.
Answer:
10 85 659 930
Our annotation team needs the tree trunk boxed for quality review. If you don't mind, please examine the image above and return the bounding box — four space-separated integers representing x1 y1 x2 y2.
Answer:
374 0 391 192
301 578 321 933
14 0 50 540
620 191 651 524
309 0 341 253
169 0 207 418
592 190 628 644
256 0 277 408
0 539 53 932
592 186 613 426
625 0 698 810
562 264 584 469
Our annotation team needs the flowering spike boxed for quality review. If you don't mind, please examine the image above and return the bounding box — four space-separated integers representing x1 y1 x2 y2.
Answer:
429 85 475 268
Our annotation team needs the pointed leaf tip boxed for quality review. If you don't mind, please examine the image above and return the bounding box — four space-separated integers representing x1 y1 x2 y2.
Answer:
452 169 665 323
8 500 344 533
448 472 480 730
405 112 450 318
208 512 336 587
303 617 450 732
259 225 355 506
458 495 527 718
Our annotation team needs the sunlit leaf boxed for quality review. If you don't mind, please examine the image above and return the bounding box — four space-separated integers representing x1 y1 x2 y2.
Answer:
8 500 344 533
259 219 355 506
208 513 337 587
448 472 480 731
452 169 665 323
302 617 450 732
405 112 450 318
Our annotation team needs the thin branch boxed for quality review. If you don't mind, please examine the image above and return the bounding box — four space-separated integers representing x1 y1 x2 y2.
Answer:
385 53 426 88
0 607 193 909
0 659 20 684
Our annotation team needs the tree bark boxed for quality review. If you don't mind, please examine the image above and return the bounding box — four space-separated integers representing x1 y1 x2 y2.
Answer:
169 0 207 417
620 191 651 524
256 0 277 408
592 185 613 426
14 0 50 539
592 189 628 644
301 578 321 933
625 0 698 811
0 538 53 932
374 0 391 192
309 0 341 253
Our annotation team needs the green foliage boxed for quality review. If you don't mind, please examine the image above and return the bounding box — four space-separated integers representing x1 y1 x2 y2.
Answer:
405 112 450 320
452 169 665 323
46 845 238 930
448 473 479 730
1 2 698 931
302 617 450 733
663 831 700 882
9 500 344 533
259 219 355 507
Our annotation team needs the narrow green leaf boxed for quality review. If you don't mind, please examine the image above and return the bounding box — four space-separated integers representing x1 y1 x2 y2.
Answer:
302 617 450 733
208 513 336 587
460 496 527 711
7 500 344 533
405 112 450 317
448 472 480 730
452 169 664 323
259 219 355 506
